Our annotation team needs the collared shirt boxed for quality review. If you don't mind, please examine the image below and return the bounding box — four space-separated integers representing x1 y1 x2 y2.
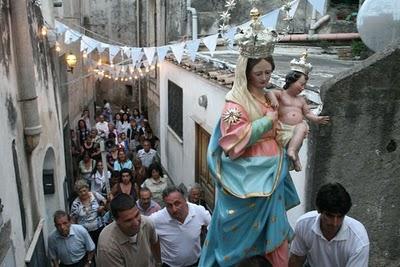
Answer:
96 121 109 137
290 210 370 267
136 199 161 216
48 224 95 265
96 216 158 267
149 203 211 267
137 148 157 167
142 177 169 206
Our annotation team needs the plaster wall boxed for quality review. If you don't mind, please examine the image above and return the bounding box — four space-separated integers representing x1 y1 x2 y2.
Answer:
308 43 400 266
0 0 66 265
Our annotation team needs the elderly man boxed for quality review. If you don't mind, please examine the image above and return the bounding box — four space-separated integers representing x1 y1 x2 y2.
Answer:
97 193 161 267
48 210 95 267
137 187 161 216
150 186 211 267
289 182 370 267
137 140 157 168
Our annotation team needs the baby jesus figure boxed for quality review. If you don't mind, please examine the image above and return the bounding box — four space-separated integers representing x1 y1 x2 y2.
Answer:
267 53 329 171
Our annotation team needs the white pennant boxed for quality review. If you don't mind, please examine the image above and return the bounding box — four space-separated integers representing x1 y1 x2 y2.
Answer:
202 34 219 56
122 46 131 58
109 45 120 62
261 9 280 28
289 0 300 18
170 42 186 63
82 36 97 54
156 46 169 63
97 42 110 54
64 29 81 44
186 39 200 62
143 47 156 65
307 0 326 15
131 48 143 64
55 21 67 34
224 27 237 48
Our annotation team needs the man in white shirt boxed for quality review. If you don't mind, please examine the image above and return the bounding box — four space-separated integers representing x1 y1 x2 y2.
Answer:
289 182 370 267
150 186 211 267
95 115 109 138
137 140 157 168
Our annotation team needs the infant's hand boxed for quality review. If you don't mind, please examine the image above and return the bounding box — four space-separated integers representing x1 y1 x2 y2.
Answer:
265 110 278 122
270 100 279 109
318 116 330 124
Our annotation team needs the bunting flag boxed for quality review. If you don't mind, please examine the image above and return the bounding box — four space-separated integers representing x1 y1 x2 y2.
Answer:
289 0 300 18
186 39 201 62
156 46 169 63
122 46 131 58
307 0 326 15
109 45 120 62
64 29 81 44
202 34 219 56
170 42 186 63
224 27 237 48
143 47 156 65
261 8 280 28
55 21 67 34
97 42 110 53
81 36 97 54
130 47 143 64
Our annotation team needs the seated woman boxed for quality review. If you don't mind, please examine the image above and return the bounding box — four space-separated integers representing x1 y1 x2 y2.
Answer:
142 163 169 207
70 179 106 246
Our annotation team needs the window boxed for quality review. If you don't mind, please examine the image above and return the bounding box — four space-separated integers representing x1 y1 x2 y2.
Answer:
168 80 183 140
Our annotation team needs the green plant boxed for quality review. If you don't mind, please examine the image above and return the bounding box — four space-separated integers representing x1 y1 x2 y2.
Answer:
351 40 368 57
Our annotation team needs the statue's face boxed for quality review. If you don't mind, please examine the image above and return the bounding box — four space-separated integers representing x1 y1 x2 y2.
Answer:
247 59 273 90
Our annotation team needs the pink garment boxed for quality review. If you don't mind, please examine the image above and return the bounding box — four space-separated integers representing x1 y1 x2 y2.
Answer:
219 101 279 159
265 240 289 267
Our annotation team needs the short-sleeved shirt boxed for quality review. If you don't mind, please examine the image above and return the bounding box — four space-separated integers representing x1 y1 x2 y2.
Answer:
290 210 370 267
48 224 95 265
96 216 158 267
149 203 211 267
70 192 105 232
137 149 157 168
136 200 161 216
113 159 133 172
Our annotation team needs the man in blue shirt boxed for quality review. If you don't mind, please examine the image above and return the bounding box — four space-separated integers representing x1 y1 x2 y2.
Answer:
48 210 95 267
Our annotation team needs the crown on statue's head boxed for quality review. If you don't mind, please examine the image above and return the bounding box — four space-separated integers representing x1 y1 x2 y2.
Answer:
290 52 313 75
235 7 279 58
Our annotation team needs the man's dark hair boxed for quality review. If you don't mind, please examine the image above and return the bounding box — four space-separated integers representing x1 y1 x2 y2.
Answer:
283 70 309 89
316 182 352 215
53 210 70 224
120 168 132 177
235 255 272 267
162 185 185 199
110 193 136 219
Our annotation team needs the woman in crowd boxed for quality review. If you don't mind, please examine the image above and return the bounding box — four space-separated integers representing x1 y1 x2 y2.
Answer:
81 109 92 131
131 108 144 124
133 158 147 186
77 119 89 146
120 113 130 135
110 168 138 201
78 151 96 185
106 145 119 171
114 113 123 134
113 149 133 172
199 10 300 266
71 179 106 246
90 161 111 197
142 163 169 206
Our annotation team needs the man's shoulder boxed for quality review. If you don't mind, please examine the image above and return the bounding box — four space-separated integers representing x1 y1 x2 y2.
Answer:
71 223 88 233
344 216 369 244
296 210 319 224
149 208 168 223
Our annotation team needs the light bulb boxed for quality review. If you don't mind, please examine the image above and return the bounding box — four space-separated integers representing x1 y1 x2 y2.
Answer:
41 26 48 36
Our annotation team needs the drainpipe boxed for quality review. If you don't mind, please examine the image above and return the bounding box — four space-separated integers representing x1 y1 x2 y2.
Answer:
11 0 42 152
308 8 318 35
187 0 198 40
279 32 360 42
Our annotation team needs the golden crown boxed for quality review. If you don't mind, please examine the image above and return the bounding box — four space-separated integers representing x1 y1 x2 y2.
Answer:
290 52 313 75
235 7 279 58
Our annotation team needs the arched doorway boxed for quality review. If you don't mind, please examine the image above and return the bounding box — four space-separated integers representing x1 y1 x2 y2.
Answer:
42 148 57 232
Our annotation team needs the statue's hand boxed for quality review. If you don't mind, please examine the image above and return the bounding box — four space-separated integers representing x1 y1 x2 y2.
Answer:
318 116 330 124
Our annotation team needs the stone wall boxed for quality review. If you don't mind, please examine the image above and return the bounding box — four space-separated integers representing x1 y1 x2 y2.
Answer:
308 43 400 266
